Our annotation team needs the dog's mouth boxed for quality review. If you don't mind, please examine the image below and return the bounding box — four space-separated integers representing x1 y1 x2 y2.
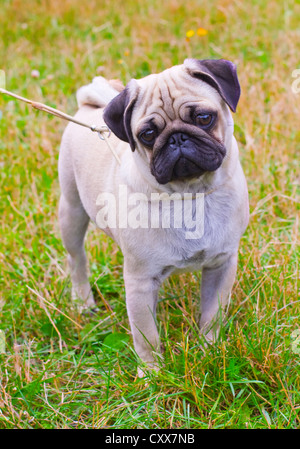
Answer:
151 131 226 185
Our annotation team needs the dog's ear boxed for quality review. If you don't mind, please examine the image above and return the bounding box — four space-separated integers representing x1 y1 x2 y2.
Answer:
184 58 241 112
103 80 139 151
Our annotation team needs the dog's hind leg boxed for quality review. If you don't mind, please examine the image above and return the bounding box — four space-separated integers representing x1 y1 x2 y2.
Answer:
58 193 96 309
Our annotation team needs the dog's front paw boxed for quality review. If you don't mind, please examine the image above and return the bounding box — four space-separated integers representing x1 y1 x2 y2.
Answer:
199 320 220 349
72 282 96 312
137 362 160 380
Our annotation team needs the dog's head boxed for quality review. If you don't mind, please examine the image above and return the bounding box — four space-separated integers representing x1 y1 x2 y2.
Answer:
103 59 240 184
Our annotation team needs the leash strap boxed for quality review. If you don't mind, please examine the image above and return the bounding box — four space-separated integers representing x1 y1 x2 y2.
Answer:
0 87 121 165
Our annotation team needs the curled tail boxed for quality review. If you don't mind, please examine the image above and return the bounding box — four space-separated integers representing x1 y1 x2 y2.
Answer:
76 76 124 108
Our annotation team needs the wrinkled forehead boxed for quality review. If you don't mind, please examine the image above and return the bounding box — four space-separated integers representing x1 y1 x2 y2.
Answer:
132 64 225 129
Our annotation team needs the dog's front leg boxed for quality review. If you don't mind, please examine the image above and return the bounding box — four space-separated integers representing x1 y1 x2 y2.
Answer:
123 263 160 376
200 253 238 343
59 194 95 310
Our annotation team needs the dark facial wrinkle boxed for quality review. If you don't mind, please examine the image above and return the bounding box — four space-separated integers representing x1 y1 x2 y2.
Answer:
138 118 156 135
159 83 175 122
137 112 167 138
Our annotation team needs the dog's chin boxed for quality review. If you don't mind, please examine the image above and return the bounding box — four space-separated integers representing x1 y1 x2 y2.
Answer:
172 158 207 181
152 153 225 185
153 159 206 185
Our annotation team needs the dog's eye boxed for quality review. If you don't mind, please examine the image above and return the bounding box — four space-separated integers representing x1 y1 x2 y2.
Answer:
195 113 213 128
139 129 157 146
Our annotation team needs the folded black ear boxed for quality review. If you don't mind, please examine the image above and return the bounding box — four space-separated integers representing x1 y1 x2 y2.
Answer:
103 81 139 151
184 58 241 112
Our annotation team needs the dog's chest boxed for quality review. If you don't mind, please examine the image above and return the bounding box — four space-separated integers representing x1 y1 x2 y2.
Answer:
163 225 227 273
125 208 235 275
112 188 242 273
162 194 243 275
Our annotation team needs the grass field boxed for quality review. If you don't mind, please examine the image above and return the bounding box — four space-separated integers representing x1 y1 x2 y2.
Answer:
0 0 299 429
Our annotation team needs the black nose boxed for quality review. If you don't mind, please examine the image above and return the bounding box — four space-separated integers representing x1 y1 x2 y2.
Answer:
168 132 189 147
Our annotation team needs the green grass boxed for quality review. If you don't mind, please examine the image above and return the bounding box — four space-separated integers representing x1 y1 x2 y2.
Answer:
0 0 299 429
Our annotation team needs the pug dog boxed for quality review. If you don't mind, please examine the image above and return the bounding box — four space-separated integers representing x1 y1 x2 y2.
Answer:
58 59 249 374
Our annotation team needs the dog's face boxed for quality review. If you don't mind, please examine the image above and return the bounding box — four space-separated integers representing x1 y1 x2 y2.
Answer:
103 59 240 185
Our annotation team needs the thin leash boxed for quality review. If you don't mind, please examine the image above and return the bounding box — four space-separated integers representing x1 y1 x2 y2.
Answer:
0 87 121 165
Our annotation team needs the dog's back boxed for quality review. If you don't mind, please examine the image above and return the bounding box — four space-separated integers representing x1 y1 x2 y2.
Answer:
76 76 122 109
